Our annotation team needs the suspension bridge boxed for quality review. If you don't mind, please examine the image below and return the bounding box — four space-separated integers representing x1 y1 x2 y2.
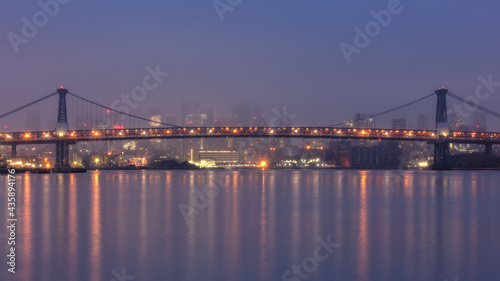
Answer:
1 87 500 171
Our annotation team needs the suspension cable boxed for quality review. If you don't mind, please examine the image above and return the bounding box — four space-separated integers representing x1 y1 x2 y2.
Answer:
327 93 435 127
448 93 500 119
68 92 179 128
0 92 58 120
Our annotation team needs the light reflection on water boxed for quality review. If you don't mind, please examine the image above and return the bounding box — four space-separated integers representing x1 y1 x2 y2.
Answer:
1 170 499 281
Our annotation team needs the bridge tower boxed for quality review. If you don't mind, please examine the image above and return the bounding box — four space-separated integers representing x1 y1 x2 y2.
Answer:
11 144 17 158
55 87 70 168
485 143 493 167
433 88 451 170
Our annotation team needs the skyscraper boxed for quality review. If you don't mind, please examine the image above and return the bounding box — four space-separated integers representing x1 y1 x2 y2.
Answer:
181 100 200 126
149 114 162 127
180 100 216 159
164 114 176 126
418 115 428 130
449 113 468 131
472 111 486 132
392 118 406 130
252 104 267 127
232 102 251 126
353 113 375 128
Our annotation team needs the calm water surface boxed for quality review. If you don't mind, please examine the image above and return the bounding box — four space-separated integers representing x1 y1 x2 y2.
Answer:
1 170 499 281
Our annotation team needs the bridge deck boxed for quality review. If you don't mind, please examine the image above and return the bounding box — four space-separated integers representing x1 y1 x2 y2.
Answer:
1 127 500 145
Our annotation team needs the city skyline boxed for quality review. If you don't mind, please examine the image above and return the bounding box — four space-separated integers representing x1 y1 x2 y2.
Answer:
0 91 496 133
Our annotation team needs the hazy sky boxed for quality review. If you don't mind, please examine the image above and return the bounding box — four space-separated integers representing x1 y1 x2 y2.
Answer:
1 0 499 128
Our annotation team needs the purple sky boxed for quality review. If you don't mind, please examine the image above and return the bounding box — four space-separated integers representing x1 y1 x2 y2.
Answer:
1 0 499 129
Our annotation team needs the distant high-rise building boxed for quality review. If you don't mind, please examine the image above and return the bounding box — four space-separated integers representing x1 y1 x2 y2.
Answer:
199 108 217 150
392 118 406 130
185 113 208 126
149 114 163 147
25 112 41 131
449 113 468 131
181 100 202 160
181 102 214 127
302 139 325 150
232 102 251 126
150 114 162 127
472 111 486 132
181 100 200 126
272 106 294 127
164 114 176 126
160 114 180 154
252 105 266 127
180 101 215 159
270 106 293 148
215 117 233 127
203 108 215 127
353 113 375 128
418 115 428 130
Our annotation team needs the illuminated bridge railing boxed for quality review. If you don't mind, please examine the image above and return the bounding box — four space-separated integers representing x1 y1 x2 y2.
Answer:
1 127 500 144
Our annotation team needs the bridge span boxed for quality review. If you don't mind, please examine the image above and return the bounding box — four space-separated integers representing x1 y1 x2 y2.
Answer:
1 87 500 170
2 127 500 145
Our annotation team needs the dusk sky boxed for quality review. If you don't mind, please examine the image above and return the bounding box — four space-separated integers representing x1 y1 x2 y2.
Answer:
1 0 499 128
